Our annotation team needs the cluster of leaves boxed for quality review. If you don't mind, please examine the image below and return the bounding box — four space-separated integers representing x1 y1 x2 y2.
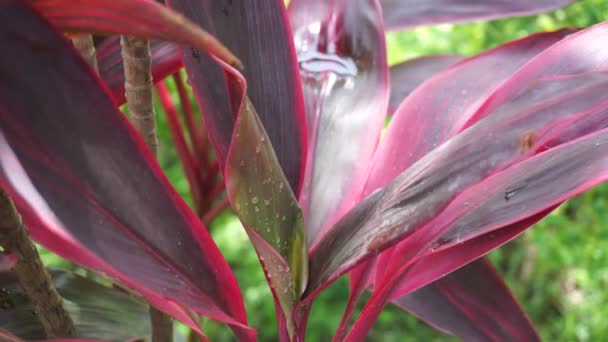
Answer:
2 0 608 341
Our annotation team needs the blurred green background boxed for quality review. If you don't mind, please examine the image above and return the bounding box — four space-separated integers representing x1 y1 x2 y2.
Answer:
41 0 608 340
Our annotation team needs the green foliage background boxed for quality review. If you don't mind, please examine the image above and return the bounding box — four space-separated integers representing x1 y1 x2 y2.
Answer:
39 0 608 340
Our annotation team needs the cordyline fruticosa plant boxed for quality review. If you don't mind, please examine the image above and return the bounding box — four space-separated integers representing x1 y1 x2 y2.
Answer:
2 0 608 340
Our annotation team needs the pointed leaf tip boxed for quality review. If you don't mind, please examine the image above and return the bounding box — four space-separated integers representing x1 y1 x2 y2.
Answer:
0 1 251 338
226 97 308 336
393 258 539 341
31 0 242 67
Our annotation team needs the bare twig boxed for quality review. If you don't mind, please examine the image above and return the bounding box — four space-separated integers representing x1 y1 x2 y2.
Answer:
71 34 98 73
0 191 76 338
121 34 172 341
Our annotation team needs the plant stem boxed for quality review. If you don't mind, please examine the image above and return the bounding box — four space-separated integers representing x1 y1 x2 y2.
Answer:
71 34 98 73
121 35 159 156
150 306 174 342
121 34 172 342
0 191 76 338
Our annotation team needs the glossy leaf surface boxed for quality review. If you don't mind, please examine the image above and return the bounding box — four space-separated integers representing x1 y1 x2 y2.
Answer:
388 55 464 114
225 98 308 335
306 70 608 298
169 0 308 195
389 209 556 299
31 0 240 67
380 0 574 31
381 20 608 280
348 123 608 337
346 22 608 328
0 2 250 337
97 37 182 105
363 29 572 289
366 29 572 197
393 258 538 341
0 269 150 341
363 23 608 327
289 0 389 246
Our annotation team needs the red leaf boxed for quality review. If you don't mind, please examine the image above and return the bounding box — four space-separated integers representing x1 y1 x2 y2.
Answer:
0 1 252 339
289 0 390 246
349 211 553 340
305 69 608 300
168 0 308 196
388 55 464 114
97 37 182 105
380 0 574 31
31 0 241 68
392 258 538 341
375 19 608 281
366 30 572 198
342 71 608 340
360 31 571 292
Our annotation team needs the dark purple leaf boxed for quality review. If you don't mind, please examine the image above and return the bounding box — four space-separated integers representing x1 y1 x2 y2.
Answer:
380 0 574 31
97 37 182 105
306 70 608 299
0 1 251 338
0 269 150 341
388 55 464 113
366 30 572 198
392 258 538 341
342 73 608 339
168 0 308 195
353 30 571 303
347 210 555 340
375 20 608 281
31 0 241 67
289 0 389 246
348 77 608 335
352 25 593 302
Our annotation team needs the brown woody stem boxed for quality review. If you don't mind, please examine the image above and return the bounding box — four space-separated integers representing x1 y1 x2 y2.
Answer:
150 306 174 342
121 35 159 156
71 34 98 74
0 191 76 338
121 35 172 341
